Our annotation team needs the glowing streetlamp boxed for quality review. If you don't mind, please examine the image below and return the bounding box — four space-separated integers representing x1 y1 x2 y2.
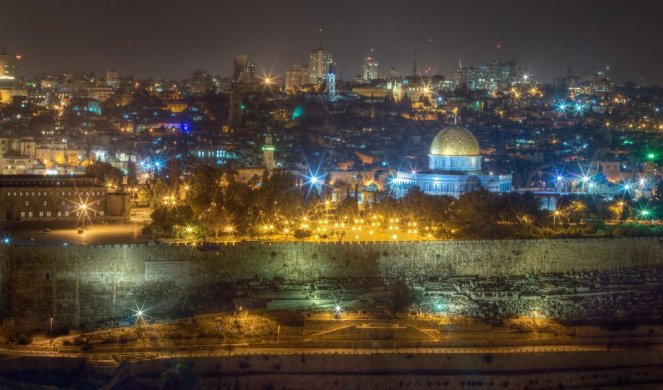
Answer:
75 202 92 231
640 209 651 221
553 210 560 231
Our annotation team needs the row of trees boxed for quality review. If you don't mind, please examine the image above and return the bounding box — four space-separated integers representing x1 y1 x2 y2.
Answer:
142 165 661 240
145 167 317 238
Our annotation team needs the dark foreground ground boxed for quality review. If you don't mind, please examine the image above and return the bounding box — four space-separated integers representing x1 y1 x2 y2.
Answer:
1 347 663 389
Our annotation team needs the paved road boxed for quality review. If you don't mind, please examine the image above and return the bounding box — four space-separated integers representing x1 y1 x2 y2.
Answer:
0 221 433 246
0 220 150 245
3 343 656 363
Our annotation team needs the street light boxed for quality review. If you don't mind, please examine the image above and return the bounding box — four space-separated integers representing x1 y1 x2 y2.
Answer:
75 202 91 230
334 304 342 319
553 210 560 231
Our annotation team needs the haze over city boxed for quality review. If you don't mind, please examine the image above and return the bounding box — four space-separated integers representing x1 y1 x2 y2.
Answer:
1 0 663 388
1 0 663 84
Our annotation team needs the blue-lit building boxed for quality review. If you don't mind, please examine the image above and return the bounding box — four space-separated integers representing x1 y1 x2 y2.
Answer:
391 126 511 198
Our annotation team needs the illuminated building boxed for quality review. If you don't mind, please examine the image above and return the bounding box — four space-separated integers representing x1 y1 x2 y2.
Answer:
165 99 188 113
0 156 36 174
362 55 379 82
0 175 130 221
351 83 393 99
392 126 512 198
84 86 114 102
327 63 336 101
0 47 17 89
189 147 238 164
233 54 255 84
309 48 333 85
285 64 309 92
189 69 214 95
106 69 119 88
455 59 519 91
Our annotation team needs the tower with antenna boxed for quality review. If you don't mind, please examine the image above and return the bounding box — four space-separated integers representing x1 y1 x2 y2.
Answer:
308 28 333 85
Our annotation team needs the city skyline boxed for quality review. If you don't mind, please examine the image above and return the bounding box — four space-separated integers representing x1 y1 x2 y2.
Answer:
0 0 662 84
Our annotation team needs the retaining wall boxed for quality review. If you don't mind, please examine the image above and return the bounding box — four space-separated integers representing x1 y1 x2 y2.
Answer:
4 237 663 331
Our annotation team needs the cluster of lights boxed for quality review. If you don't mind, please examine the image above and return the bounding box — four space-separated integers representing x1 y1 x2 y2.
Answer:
555 100 585 116
250 212 438 242
162 194 177 207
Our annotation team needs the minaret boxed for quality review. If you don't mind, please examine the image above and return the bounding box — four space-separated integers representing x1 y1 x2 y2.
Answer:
327 63 336 101
262 133 276 170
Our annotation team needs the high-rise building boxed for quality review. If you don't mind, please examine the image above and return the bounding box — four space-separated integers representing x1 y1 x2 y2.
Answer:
285 64 309 92
308 48 333 85
189 69 214 95
455 59 519 91
362 55 379 82
233 54 255 84
106 69 119 88
0 47 17 89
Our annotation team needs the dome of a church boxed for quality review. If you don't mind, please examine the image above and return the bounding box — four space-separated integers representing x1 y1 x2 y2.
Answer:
429 126 480 157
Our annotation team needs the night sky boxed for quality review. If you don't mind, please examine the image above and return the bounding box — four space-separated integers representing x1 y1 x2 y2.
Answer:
1 0 662 84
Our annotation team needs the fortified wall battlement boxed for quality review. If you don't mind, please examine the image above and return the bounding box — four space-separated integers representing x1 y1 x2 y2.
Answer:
2 237 663 331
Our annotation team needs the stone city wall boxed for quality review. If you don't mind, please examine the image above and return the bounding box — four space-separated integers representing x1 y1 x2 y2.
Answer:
3 237 663 331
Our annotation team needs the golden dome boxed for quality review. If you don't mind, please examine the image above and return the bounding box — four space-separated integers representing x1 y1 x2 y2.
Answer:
429 126 480 156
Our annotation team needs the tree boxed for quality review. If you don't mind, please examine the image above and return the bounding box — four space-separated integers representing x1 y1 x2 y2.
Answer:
127 160 138 187
148 177 171 209
147 205 194 237
389 279 420 315
86 161 123 188
188 164 223 216
159 362 197 390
